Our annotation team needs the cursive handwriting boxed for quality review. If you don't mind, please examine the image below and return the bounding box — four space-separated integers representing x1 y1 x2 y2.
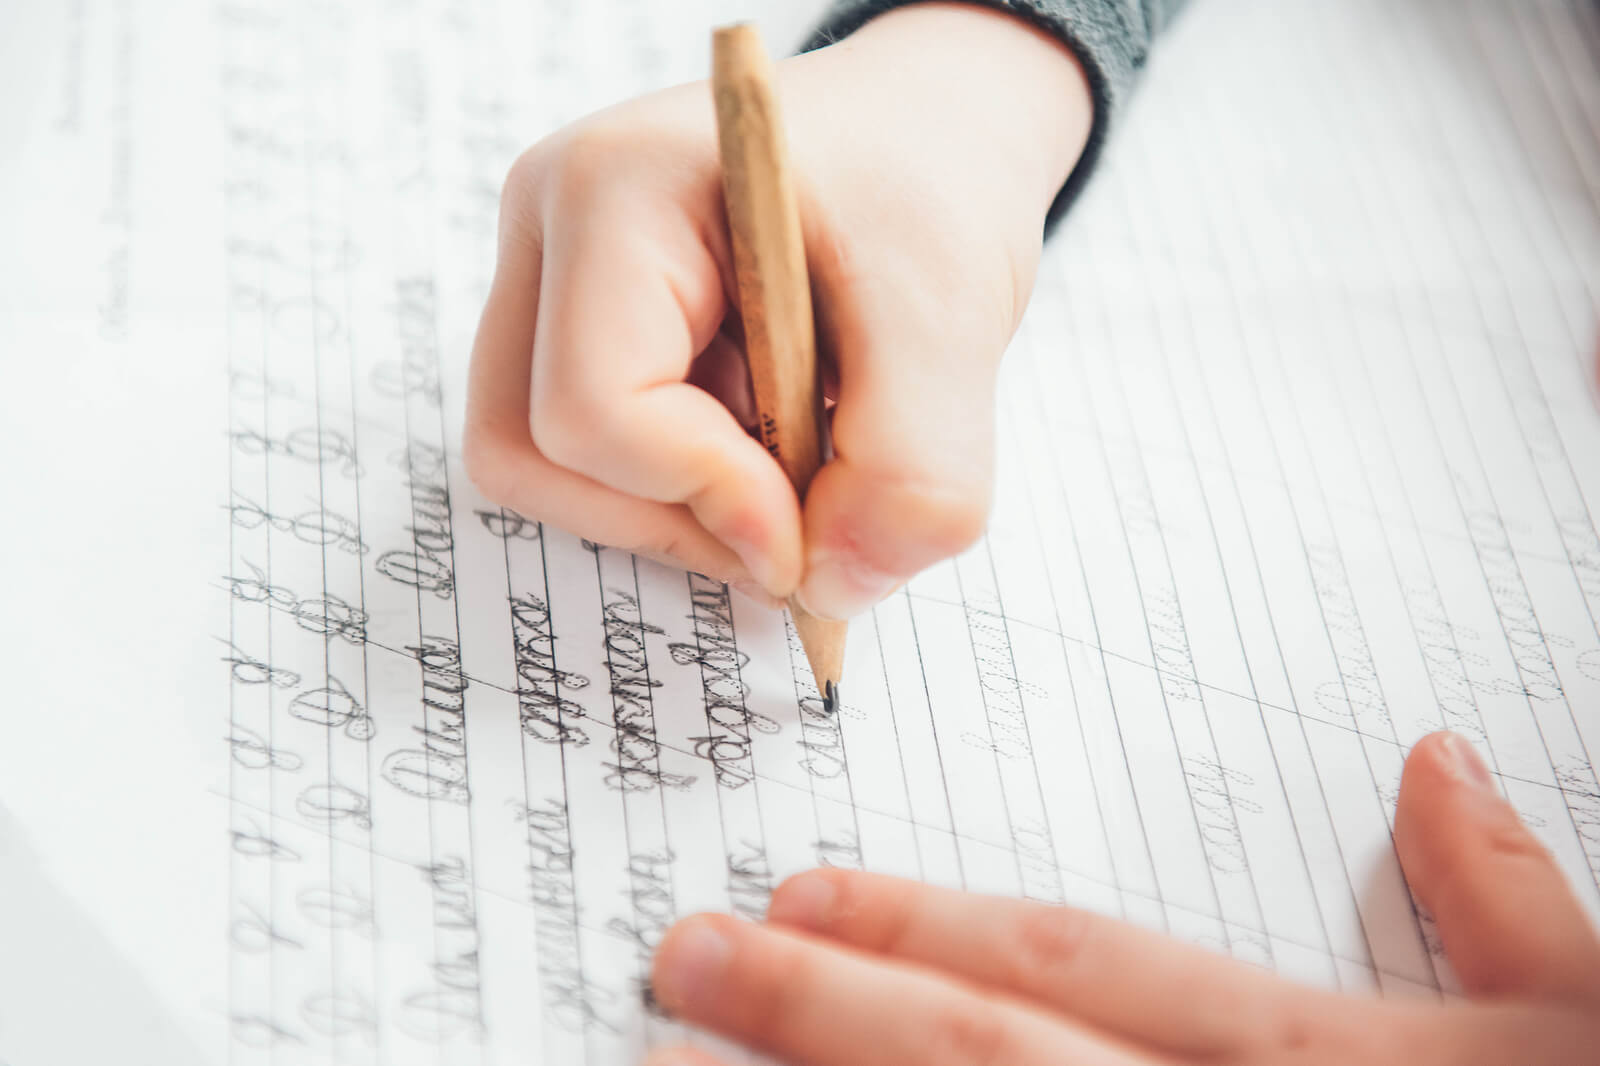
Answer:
232 424 361 477
517 800 618 1033
380 636 470 805
477 507 539 541
605 848 676 1013
222 639 300 688
675 576 775 790
600 590 694 792
509 593 592 747
227 724 303 772
375 442 456 598
398 855 485 1040
295 782 371 829
228 493 368 554
297 884 375 934
288 676 374 740
726 840 773 921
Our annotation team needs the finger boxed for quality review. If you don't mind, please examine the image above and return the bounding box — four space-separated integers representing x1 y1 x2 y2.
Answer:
767 868 1322 1057
651 914 1159 1066
1379 1001 1600 1066
465 413 748 583
529 153 803 597
463 179 749 586
794 242 1005 620
1394 731 1600 1005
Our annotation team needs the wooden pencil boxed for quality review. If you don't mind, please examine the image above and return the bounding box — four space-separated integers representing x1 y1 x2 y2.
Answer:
710 21 846 709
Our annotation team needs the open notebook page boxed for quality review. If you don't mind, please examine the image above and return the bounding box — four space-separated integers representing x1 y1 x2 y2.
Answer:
1 0 1597 1063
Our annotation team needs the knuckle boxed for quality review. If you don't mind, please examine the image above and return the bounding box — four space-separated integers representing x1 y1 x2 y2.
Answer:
1004 905 1095 991
500 145 547 210
1242 1000 1365 1065
528 389 601 471
871 890 921 958
924 997 1015 1066
1264 1004 1318 1054
498 146 551 248
544 122 629 206
738 937 813 1048
1478 808 1553 868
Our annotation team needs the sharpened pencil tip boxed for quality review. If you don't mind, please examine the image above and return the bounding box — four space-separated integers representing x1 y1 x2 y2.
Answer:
823 679 839 715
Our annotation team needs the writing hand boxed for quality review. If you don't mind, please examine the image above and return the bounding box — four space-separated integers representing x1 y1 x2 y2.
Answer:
647 732 1600 1064
464 3 1092 617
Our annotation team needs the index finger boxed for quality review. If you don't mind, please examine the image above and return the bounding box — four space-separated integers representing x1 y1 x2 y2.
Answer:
651 913 1156 1066
528 160 804 596
464 176 749 584
766 868 1342 1058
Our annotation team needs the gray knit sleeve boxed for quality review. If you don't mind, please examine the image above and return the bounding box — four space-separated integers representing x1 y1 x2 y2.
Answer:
800 0 1188 232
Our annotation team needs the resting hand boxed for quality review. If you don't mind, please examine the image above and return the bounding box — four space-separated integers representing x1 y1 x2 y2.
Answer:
648 732 1600 1065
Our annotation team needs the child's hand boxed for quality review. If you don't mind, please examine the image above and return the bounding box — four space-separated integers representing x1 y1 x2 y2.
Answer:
649 731 1600 1066
465 3 1091 615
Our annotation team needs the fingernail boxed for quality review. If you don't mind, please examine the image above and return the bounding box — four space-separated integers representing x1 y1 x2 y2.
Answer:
1440 733 1497 794
767 872 836 930
723 535 783 599
652 919 732 1013
796 553 897 621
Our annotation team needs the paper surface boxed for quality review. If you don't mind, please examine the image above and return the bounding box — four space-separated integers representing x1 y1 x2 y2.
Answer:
2 0 1598 1062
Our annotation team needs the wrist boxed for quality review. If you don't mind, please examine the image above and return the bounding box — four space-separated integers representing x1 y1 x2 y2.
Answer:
814 2 1094 228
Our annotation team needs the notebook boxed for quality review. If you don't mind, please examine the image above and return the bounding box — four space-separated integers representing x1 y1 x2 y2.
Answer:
1 0 1596 1062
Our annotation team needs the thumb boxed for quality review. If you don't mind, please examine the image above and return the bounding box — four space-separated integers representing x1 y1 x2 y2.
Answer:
1394 731 1600 1006
793 312 999 621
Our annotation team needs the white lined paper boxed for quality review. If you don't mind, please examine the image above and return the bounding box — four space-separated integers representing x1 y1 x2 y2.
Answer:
1 0 1597 1062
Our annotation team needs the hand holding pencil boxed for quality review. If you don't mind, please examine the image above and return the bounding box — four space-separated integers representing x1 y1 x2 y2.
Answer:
463 3 1093 626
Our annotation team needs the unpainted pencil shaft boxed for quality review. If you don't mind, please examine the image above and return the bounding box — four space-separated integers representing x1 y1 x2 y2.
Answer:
711 22 846 697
